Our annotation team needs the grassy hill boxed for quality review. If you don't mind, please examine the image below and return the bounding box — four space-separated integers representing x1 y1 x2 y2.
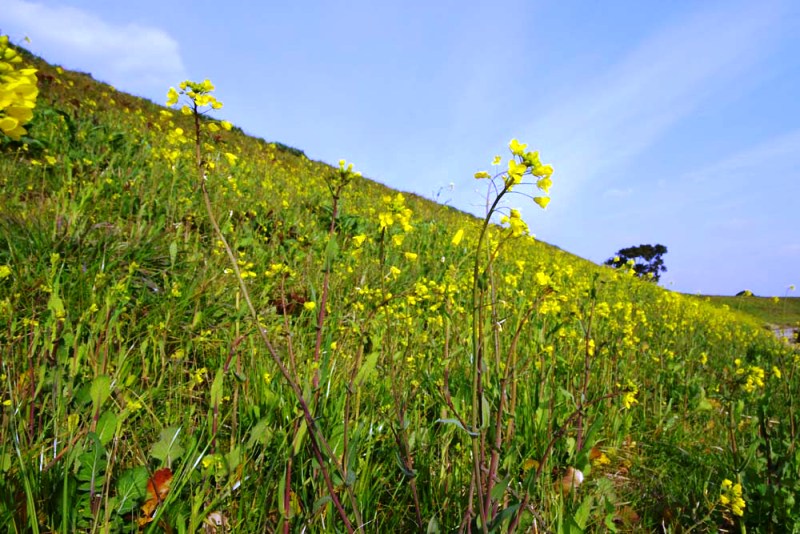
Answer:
698 295 800 330
2 45 799 532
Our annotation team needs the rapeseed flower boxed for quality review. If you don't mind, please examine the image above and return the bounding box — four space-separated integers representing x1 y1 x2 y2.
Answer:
451 228 464 246
720 479 746 517
0 35 38 139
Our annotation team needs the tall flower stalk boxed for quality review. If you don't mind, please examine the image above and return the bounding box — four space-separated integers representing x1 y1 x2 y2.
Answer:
166 80 361 532
466 139 553 531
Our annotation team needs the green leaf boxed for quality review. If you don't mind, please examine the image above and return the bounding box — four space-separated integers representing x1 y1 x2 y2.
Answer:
324 236 339 269
246 418 273 449
427 515 440 534
90 375 111 413
488 503 520 533
115 466 148 514
490 476 510 501
95 410 118 446
434 418 478 437
354 351 379 388
48 291 65 319
76 433 106 494
480 395 491 430
292 419 307 456
573 495 593 529
169 241 178 267
312 495 332 514
150 426 185 466
210 368 224 406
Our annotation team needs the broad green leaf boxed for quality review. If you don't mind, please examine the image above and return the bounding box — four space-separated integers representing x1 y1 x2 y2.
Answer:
76 433 106 494
95 410 118 445
90 375 111 413
573 495 593 529
246 418 272 449
490 476 510 501
150 426 185 466
115 466 148 514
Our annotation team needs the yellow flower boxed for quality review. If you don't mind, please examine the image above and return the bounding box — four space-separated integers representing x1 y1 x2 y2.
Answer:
0 265 10 279
500 209 527 236
720 479 746 517
492 155 501 165
451 228 464 246
303 301 316 312
404 252 418 262
0 38 38 140
166 87 179 106
508 138 528 156
474 170 490 179
534 196 550 209
506 159 527 187
193 367 207 385
536 176 552 194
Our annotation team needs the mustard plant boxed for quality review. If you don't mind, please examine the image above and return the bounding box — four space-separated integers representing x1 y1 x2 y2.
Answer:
166 79 361 531
462 139 554 530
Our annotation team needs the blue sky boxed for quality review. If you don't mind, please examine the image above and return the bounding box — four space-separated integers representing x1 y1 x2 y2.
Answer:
2 0 798 296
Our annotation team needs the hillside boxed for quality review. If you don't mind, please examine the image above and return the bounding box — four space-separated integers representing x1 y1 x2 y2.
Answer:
699 294 800 329
2 45 799 532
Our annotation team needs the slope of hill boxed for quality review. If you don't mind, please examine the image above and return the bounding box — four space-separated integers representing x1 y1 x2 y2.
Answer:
2 46 799 532
699 294 800 329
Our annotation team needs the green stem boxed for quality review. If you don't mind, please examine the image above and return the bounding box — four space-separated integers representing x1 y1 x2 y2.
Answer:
470 184 508 531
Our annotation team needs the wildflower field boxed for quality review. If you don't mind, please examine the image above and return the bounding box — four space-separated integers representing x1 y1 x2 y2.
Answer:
2 42 799 532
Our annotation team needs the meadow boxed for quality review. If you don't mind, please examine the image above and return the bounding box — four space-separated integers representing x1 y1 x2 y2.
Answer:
2 41 799 532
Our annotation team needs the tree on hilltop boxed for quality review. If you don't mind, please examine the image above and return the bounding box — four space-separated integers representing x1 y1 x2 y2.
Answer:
605 244 668 283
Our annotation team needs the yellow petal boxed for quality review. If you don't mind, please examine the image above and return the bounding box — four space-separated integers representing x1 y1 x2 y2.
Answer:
534 196 550 209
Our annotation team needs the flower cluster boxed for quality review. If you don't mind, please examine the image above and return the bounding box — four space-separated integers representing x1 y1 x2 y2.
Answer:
734 359 766 393
378 193 413 234
720 479 746 517
500 208 529 237
475 138 553 207
166 79 232 129
0 35 38 140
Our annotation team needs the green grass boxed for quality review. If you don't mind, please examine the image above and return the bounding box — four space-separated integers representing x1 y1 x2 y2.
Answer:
697 295 800 329
1 45 799 532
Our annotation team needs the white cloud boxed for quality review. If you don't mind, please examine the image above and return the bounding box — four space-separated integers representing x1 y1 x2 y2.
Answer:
1 0 186 99
523 1 790 203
